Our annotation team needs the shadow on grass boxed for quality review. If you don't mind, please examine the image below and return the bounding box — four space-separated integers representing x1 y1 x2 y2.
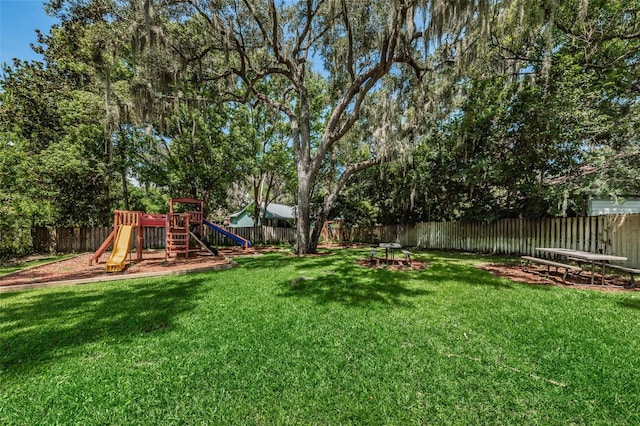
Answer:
619 297 640 310
0 275 206 373
240 249 552 309
237 251 341 272
280 270 432 308
287 249 561 306
425 262 551 291
238 251 432 308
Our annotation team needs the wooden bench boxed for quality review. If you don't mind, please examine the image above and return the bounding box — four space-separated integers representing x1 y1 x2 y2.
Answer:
606 264 640 289
401 250 412 265
521 256 582 283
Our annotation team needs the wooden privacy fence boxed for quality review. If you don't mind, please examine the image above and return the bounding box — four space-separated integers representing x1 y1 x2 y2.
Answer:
28 215 640 267
351 214 640 268
223 226 296 245
32 225 296 253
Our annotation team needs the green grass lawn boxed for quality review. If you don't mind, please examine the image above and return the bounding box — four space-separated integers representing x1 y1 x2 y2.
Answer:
1 249 640 424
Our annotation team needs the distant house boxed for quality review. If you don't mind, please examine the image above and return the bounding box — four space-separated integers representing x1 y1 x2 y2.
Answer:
588 198 640 216
229 202 296 228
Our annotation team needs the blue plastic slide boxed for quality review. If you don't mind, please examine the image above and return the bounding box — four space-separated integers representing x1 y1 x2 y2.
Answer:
203 220 252 248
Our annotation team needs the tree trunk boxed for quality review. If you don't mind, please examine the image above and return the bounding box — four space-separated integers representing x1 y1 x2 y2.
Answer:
310 158 385 251
296 170 311 254
261 177 272 229
309 211 325 253
292 79 314 254
252 175 261 223
309 185 340 253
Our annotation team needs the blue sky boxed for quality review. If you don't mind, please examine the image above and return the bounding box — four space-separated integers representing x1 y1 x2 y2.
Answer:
0 0 59 66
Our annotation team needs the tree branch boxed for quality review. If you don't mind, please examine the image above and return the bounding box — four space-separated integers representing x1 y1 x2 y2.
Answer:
312 3 409 173
341 0 356 81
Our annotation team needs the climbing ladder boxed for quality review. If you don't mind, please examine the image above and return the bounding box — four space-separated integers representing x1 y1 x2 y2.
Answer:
166 213 190 260
166 197 206 260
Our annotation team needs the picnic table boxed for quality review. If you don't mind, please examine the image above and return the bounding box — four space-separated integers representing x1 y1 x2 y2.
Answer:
379 242 402 264
535 247 627 286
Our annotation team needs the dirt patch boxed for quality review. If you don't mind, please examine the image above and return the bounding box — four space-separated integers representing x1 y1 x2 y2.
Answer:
0 246 285 290
356 257 428 271
479 262 638 292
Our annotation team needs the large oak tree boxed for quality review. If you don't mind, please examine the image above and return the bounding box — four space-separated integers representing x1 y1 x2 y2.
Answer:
156 0 491 253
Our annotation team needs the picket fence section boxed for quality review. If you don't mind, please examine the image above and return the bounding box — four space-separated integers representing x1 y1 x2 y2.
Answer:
32 225 296 253
351 214 640 268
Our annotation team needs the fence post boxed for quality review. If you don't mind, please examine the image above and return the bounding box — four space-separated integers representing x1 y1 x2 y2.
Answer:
518 216 523 255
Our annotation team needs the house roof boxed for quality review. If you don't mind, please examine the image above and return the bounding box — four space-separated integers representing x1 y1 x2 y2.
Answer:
265 203 296 219
230 202 296 220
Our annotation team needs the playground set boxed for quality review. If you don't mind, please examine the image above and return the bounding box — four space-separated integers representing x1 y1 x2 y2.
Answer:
320 220 344 246
90 198 251 272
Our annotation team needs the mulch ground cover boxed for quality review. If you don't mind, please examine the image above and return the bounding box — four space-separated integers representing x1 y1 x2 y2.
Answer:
479 262 638 293
0 247 280 288
356 257 429 271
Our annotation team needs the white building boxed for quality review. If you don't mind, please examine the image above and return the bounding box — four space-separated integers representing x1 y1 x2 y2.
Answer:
588 198 640 216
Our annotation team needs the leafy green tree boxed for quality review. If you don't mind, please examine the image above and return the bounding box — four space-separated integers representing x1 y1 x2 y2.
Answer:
479 0 640 216
43 0 255 217
350 0 639 223
161 104 253 214
155 0 495 253
228 97 295 227
0 59 112 227
0 135 47 256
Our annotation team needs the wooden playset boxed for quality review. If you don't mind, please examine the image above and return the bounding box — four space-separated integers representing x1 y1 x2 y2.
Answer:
320 220 344 246
90 198 250 272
